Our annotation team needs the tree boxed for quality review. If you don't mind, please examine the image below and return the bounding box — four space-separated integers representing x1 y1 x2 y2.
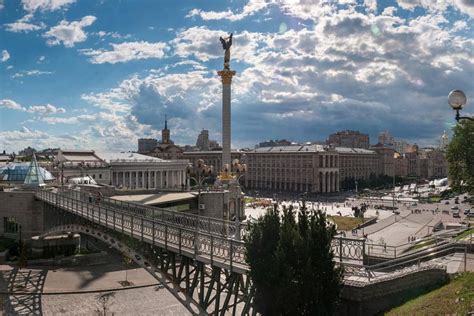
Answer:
245 203 343 315
446 120 474 195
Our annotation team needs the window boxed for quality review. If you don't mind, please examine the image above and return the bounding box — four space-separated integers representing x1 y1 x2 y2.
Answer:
99 174 102 179
4 217 19 234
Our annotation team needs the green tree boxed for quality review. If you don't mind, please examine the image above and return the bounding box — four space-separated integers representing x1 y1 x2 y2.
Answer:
245 203 343 315
446 120 474 195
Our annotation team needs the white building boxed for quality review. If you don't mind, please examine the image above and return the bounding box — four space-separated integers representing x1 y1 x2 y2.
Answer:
55 150 189 190
98 152 188 190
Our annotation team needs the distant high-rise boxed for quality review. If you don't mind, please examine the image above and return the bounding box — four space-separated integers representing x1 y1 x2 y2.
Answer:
327 130 369 149
196 129 210 150
138 138 158 153
440 130 449 150
378 131 394 146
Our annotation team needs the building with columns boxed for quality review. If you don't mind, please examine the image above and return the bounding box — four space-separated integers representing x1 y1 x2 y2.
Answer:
54 150 188 190
244 145 340 193
98 152 188 190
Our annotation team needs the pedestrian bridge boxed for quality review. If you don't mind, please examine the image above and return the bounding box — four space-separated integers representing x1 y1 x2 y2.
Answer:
35 189 368 315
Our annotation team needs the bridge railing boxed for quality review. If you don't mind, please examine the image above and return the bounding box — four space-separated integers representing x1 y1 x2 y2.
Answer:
58 188 246 240
38 189 248 272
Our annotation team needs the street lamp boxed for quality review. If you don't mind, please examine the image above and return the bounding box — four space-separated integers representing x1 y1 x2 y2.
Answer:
186 159 214 216
448 90 473 122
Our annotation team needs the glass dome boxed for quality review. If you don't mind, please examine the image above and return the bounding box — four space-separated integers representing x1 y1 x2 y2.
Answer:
0 162 55 182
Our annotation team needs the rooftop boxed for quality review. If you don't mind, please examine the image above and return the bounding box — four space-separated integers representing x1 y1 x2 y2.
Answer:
250 144 328 153
335 147 376 154
95 152 167 163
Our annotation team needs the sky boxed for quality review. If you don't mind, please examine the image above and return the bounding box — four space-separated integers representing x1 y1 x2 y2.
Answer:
0 0 473 153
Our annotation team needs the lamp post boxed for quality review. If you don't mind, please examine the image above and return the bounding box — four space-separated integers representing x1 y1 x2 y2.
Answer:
448 90 473 122
186 159 214 216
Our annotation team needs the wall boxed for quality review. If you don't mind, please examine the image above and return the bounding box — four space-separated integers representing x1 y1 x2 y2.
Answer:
338 268 447 315
0 190 44 240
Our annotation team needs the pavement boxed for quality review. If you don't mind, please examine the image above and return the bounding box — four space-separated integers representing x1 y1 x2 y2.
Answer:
0 263 191 315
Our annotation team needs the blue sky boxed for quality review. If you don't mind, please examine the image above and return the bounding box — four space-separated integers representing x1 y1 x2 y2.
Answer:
0 0 473 152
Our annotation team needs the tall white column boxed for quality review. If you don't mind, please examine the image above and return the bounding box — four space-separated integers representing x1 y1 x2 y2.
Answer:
218 69 236 172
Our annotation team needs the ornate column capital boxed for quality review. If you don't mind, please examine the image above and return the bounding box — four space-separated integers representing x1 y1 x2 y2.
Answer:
217 69 236 85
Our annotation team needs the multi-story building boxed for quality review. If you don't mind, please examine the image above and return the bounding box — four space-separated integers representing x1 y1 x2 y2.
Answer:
371 144 395 177
245 145 340 193
55 150 188 189
336 147 381 181
256 139 292 148
195 129 220 151
138 138 158 154
378 131 394 146
328 130 369 149
145 118 183 160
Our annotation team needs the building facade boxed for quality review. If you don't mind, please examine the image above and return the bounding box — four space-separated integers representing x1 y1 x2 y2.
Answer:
328 130 370 149
336 147 381 181
138 138 158 154
245 145 340 193
55 150 188 189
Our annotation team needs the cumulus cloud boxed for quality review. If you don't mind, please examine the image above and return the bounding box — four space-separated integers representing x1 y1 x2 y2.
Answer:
1 50 10 62
43 15 96 47
21 0 76 12
80 41 167 64
27 104 66 114
0 99 23 110
4 13 45 33
186 0 269 21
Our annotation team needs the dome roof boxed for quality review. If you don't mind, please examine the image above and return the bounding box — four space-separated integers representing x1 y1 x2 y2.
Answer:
0 162 55 182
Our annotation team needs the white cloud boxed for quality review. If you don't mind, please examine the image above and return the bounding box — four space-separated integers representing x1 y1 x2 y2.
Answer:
80 41 167 64
38 55 46 62
43 15 96 47
186 0 269 21
12 69 53 78
396 0 474 18
27 104 66 114
0 99 24 110
1 50 10 62
4 13 45 33
21 0 76 12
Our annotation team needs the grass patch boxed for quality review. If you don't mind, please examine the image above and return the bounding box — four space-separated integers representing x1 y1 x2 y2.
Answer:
455 228 474 241
386 272 474 316
328 216 369 231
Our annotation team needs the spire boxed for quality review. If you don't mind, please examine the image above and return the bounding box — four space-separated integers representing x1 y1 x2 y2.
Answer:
165 115 168 130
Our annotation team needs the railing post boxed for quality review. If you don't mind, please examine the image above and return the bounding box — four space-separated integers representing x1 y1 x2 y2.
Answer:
131 216 134 238
113 210 116 231
152 222 155 245
141 218 144 241
165 226 168 250
105 206 108 229
121 213 124 234
98 204 101 225
208 218 212 234
194 231 198 259
339 237 343 262
394 247 397 259
210 235 214 266
178 228 182 254
230 239 233 272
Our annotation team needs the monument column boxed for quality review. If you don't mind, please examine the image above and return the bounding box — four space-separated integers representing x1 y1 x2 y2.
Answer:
218 69 236 171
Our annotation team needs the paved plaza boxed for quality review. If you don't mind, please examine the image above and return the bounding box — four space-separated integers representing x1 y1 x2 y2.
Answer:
245 193 472 249
0 263 191 315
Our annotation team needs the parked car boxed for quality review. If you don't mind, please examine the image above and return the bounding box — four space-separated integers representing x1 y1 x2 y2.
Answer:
445 201 450 205
453 210 460 218
467 211 474 218
451 206 459 210
464 209 471 215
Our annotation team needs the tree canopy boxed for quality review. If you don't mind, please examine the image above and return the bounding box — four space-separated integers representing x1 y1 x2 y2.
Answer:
446 120 474 195
245 203 342 315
